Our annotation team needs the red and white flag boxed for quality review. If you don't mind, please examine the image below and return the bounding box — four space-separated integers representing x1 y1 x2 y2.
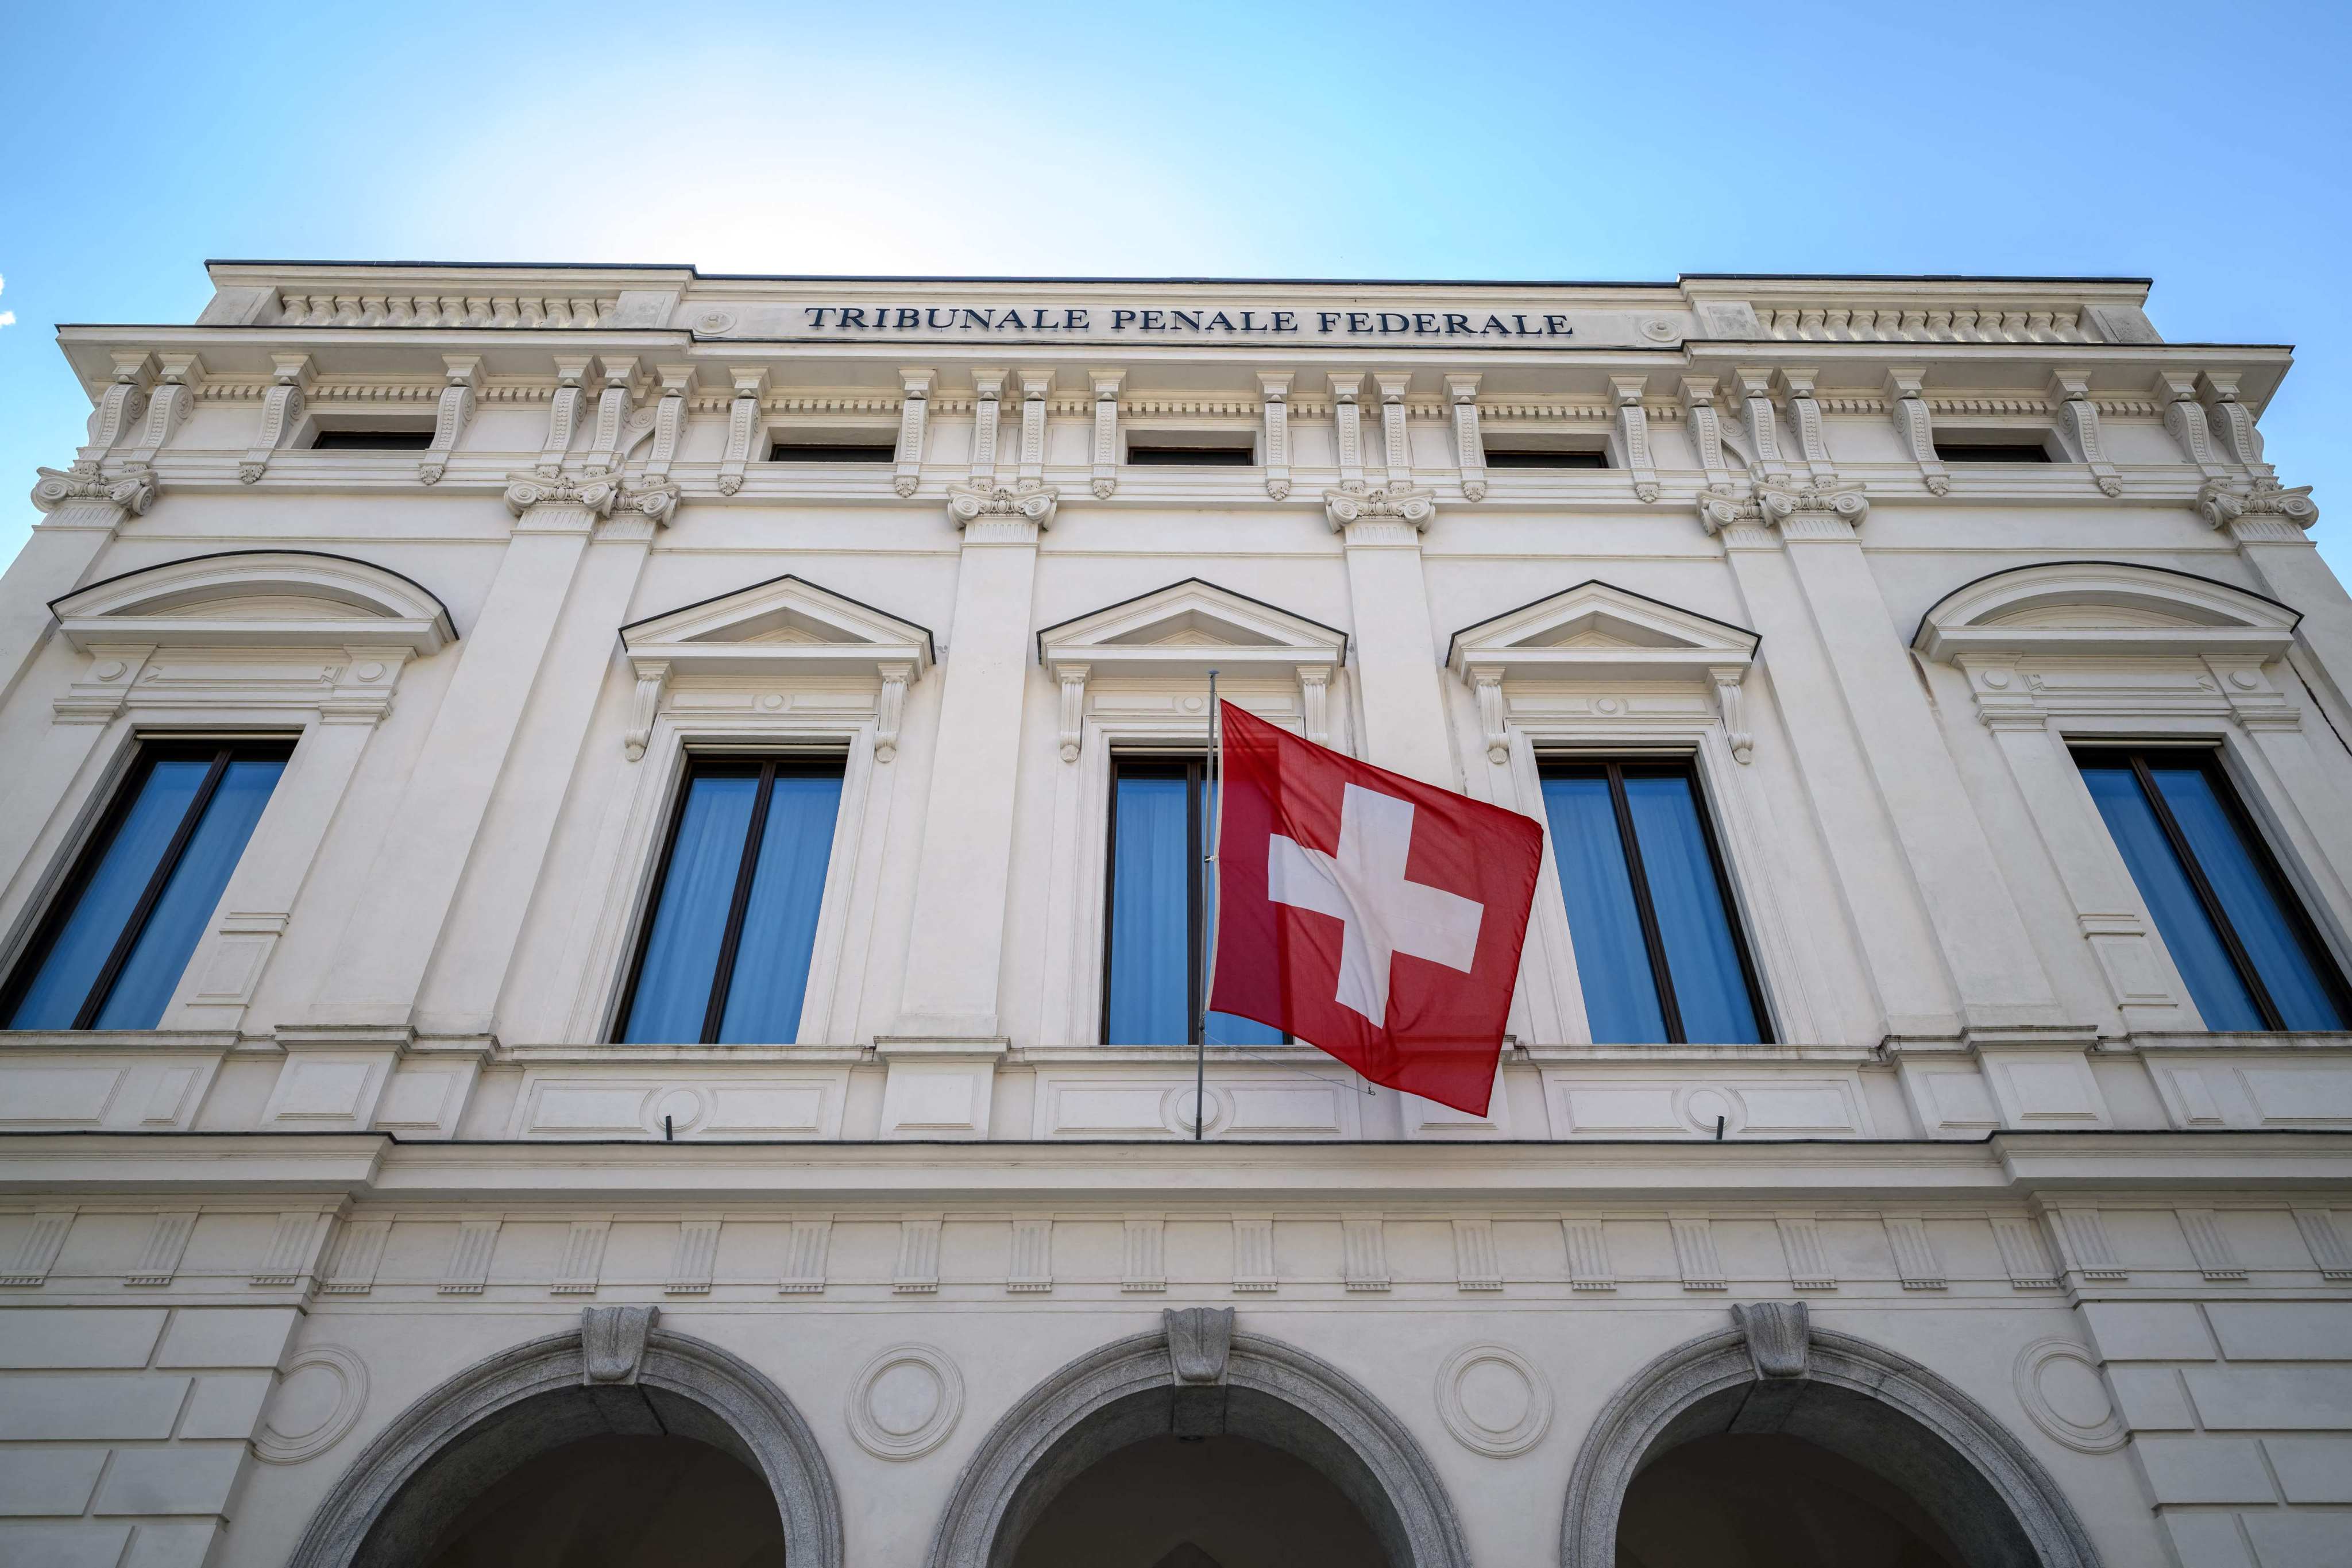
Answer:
1208 701 1545 1116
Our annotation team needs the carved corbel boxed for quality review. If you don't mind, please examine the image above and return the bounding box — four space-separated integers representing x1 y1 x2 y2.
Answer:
2153 370 2226 478
1681 376 1732 488
1446 374 1487 501
1259 373 1293 500
894 369 933 497
1884 367 1949 496
643 365 693 486
716 367 768 495
2048 371 2123 497
1053 662 1088 762
240 354 313 482
1018 369 1052 485
623 661 669 762
1773 368 1836 483
1330 374 1365 486
1089 371 1122 499
78 352 154 472
1710 665 1754 764
2196 373 2267 473
580 357 643 476
1165 1306 1234 1438
581 1304 659 1385
1296 665 1332 747
1375 373 1412 485
874 662 913 762
113 352 202 475
1608 374 1660 502
418 355 482 486
1732 1301 1809 1381
535 356 601 478
1467 665 1508 764
969 369 1007 480
1729 368 1787 477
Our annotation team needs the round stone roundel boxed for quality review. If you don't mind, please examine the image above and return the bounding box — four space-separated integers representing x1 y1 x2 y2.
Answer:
1435 1342 1552 1458
848 1343 965 1459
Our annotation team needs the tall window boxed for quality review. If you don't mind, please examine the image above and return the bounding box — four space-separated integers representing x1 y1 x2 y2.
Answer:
2075 747 2350 1032
1540 760 1767 1045
617 757 843 1044
1104 757 1282 1046
4 741 289 1030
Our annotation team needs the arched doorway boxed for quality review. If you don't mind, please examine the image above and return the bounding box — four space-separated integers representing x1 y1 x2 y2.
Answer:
928 1309 1468 1568
288 1307 841 1568
1561 1304 2102 1568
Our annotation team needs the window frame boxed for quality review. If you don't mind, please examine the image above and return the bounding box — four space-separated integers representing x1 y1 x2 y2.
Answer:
611 752 849 1045
1535 754 1774 1046
2070 743 2352 1031
1 737 296 1030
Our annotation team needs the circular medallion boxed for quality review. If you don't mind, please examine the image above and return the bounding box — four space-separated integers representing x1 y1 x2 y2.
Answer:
1680 1086 1740 1137
1435 1343 1551 1457
2013 1337 2123 1452
647 1087 707 1136
1163 1085 1233 1137
697 311 737 334
256 1344 369 1463
848 1343 964 1459
1640 316 1681 343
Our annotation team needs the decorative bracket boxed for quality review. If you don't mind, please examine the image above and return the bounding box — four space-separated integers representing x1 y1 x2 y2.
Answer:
1090 371 1122 499
118 353 202 471
1885 367 1949 496
1732 1300 1810 1381
716 367 768 495
1375 373 1412 485
1774 367 1837 484
1296 665 1332 747
1053 662 1088 762
623 661 670 762
1165 1306 1234 1438
1681 376 1732 488
538 356 598 480
2154 370 2228 480
875 661 912 763
2048 371 2124 497
1018 369 1052 484
240 354 313 483
1728 368 1787 477
1608 374 1660 501
969 369 1006 480
78 352 153 470
1259 373 1293 500
1712 665 1754 764
580 356 642 476
894 369 933 497
419 356 482 485
1447 374 1486 501
581 1304 659 1385
1330 374 1365 486
1469 665 1507 764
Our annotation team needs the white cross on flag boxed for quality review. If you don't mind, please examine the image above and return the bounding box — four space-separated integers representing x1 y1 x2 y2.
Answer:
1209 701 1544 1115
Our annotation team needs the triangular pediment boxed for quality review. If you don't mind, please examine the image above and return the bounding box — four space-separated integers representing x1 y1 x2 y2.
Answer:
1914 562 2299 662
1038 579 1345 677
623 573 934 679
1447 581 1756 683
51 550 457 655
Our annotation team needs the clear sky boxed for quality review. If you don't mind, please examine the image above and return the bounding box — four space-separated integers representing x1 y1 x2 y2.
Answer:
3 0 2347 571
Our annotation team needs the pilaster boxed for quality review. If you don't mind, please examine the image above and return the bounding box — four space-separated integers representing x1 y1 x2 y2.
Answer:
1321 482 1451 784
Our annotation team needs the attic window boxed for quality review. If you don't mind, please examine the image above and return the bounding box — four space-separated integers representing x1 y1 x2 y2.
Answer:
1483 447 1608 469
1128 444 1253 466
768 440 897 463
309 429 432 451
1935 435 2052 463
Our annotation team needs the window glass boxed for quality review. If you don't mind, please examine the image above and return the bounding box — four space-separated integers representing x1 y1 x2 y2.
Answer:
2078 761 2260 1029
6 746 286 1031
1542 770 1669 1044
716 773 844 1041
1623 771 1762 1044
621 773 760 1044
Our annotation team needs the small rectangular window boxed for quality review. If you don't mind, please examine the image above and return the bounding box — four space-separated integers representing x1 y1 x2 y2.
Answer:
616 757 845 1044
3 741 291 1030
1934 438 2052 463
767 441 897 463
309 430 433 451
2074 747 2349 1031
1483 448 1609 469
1127 445 1254 467
1104 757 1283 1045
1539 759 1768 1045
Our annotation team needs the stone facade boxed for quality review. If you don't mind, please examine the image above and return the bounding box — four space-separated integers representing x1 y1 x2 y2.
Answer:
0 262 2347 1566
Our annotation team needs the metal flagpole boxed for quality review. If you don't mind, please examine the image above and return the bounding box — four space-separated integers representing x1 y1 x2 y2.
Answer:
1198 669 1219 1141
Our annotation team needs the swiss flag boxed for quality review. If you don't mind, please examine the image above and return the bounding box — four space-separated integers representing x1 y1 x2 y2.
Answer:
1208 701 1545 1116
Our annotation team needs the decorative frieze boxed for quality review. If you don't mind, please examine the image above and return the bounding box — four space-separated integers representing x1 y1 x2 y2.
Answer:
2176 1210 2246 1283
1342 1214 1391 1292
778 1215 832 1294
1990 1214 2060 1289
1670 1216 1725 1291
666 1216 721 1295
126 1211 198 1287
1123 1216 1167 1292
1233 1215 1277 1292
276 291 615 328
1452 1218 1502 1292
252 1211 334 1289
2292 1208 2352 1281
1775 1214 1837 1291
318 1219 390 1296
1882 1214 1947 1290
1564 1220 1615 1291
438 1218 501 1295
0 1210 76 1287
551 1219 612 1295
1007 1217 1053 1293
894 1214 943 1293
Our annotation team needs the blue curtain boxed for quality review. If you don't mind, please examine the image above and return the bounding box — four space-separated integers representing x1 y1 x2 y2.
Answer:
2079 762 2264 1030
621 774 760 1043
717 773 843 1042
1623 773 1762 1044
2148 764 2346 1030
8 760 211 1028
94 758 284 1029
1107 772 1191 1044
1543 773 1669 1044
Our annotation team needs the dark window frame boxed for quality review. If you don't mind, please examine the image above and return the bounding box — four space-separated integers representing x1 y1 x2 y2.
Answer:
308 429 434 451
1125 445 1256 467
1482 447 1610 469
0 737 296 1029
2071 744 2352 1030
1536 755 1773 1045
612 754 847 1045
1933 438 2053 464
765 440 899 464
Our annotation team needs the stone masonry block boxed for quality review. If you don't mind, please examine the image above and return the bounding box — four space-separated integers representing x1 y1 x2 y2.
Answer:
2160 1513 2257 1568
0 1374 190 1440
2080 1301 2215 1362
155 1307 299 1370
2108 1366 2197 1431
2262 1438 2352 1503
177 1373 275 1440
2207 1303 2352 1362
2246 1512 2352 1568
91 1443 247 1516
123 1519 225 1568
0 1522 133 1568
2186 1368 2352 1431
0 1449 109 1516
2130 1436 2277 1504
0 1308 168 1369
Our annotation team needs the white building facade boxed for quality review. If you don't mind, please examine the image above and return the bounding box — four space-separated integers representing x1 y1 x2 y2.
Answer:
0 262 2348 1567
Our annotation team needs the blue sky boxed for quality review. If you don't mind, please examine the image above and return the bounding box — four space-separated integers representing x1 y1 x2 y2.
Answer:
3 0 2348 570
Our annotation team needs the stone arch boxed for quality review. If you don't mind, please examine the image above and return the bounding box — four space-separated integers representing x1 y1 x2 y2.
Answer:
927 1309 1469 1568
1559 1303 2102 1567
287 1307 841 1568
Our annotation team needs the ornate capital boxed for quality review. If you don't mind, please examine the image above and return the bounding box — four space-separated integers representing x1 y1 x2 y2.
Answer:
504 472 619 521
33 464 155 518
1758 477 1869 536
947 477 1057 531
2200 476 2318 538
1323 481 1435 533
